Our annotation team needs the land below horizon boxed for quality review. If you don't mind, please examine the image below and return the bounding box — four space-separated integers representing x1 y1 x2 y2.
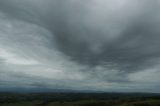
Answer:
1 92 160 106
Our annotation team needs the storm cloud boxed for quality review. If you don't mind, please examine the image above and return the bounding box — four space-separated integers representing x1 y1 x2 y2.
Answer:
0 0 160 92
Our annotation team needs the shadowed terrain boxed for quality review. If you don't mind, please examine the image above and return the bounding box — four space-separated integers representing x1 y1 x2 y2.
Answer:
0 92 160 106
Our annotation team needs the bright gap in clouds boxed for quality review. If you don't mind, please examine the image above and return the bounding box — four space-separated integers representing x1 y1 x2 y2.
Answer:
0 12 91 90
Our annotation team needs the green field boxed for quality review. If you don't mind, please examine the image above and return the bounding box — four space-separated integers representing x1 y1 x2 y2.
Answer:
0 93 160 106
1 100 160 106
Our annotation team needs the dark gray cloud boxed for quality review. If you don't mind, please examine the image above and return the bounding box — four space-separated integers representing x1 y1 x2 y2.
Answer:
0 0 160 92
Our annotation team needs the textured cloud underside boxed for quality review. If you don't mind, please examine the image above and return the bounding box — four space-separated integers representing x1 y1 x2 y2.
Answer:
0 0 160 92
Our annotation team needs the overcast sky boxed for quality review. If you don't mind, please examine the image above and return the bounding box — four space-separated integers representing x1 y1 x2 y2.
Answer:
0 0 160 92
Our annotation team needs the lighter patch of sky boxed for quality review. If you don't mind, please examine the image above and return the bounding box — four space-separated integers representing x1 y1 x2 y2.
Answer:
0 11 88 88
